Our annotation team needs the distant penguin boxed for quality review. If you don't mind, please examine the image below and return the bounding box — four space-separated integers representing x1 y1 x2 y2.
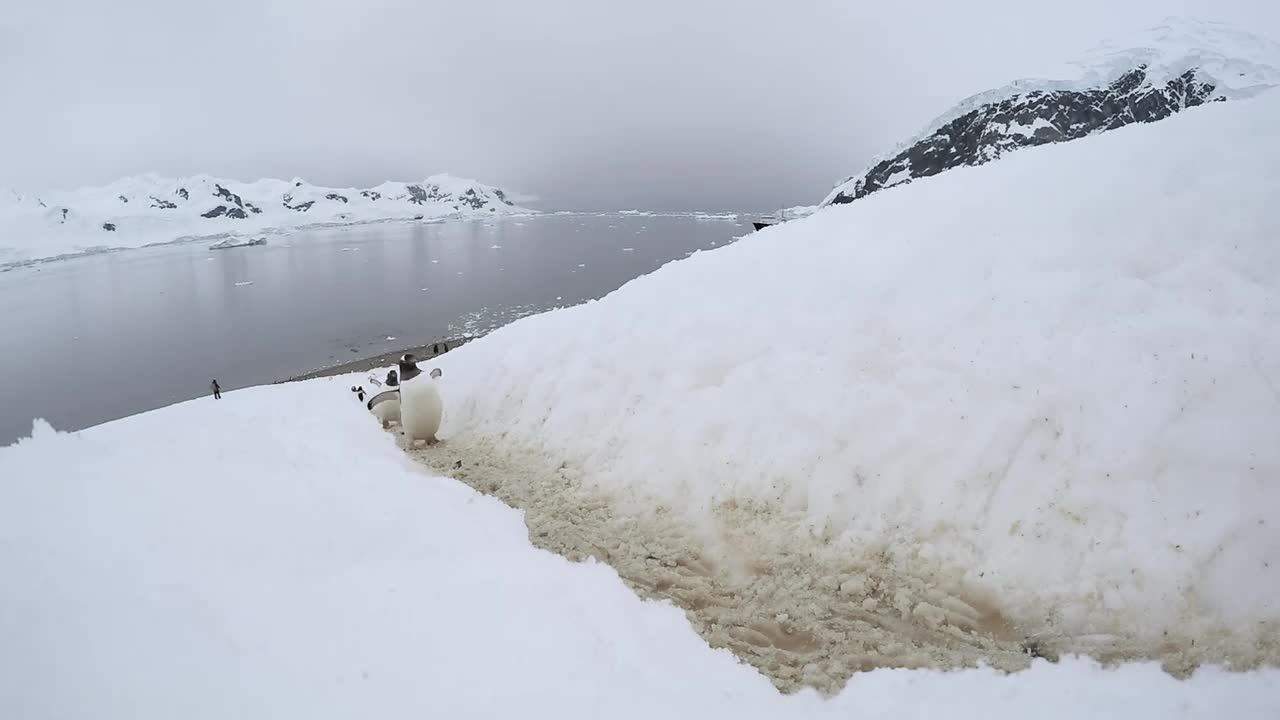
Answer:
351 385 366 402
397 353 443 443
366 389 401 428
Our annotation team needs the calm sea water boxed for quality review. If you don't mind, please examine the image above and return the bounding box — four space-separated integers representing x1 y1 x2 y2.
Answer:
0 213 749 444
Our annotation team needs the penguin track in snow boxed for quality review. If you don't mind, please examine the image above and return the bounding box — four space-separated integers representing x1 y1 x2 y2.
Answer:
401 433 1279 694
402 433 1040 694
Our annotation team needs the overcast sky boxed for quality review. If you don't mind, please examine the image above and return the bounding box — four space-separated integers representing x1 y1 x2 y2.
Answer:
2 1 1277 210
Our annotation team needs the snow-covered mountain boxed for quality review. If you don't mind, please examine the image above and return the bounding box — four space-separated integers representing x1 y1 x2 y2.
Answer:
0 173 531 264
823 18 1280 205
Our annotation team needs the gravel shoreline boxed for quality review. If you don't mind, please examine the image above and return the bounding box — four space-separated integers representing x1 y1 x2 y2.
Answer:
282 337 473 383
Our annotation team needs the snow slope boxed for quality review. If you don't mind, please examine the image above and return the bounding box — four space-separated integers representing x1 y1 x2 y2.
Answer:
431 89 1280 658
2 381 1278 718
823 17 1280 204
0 173 531 265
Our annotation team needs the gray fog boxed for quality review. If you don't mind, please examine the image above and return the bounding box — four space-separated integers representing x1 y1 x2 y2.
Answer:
2 0 1276 210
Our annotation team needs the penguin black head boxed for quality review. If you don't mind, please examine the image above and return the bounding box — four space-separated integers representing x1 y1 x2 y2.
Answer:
386 369 399 387
398 353 422 382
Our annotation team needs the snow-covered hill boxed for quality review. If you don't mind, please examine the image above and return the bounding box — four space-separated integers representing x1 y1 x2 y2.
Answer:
823 18 1280 205
0 173 531 265
432 88 1280 670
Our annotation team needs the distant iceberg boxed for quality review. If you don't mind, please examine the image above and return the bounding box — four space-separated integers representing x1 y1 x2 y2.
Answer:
209 236 268 250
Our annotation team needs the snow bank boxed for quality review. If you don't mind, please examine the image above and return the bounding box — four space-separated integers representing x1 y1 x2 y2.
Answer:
2 380 1278 717
433 90 1280 653
0 173 532 265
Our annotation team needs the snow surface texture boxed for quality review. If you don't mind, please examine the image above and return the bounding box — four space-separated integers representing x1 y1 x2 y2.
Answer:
427 90 1280 677
0 173 531 265
823 17 1280 204
3 381 1279 718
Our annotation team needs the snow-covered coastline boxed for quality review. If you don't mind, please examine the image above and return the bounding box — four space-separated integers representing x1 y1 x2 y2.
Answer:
4 83 1277 716
3 18 1279 714
0 173 534 266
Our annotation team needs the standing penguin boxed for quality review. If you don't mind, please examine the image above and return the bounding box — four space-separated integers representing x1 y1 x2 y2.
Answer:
397 353 443 443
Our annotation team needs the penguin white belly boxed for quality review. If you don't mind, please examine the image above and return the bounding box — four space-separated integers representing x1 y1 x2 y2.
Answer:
367 391 401 428
400 380 442 441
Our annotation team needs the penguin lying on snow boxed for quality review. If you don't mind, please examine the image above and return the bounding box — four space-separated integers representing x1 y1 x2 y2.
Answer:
397 353 443 444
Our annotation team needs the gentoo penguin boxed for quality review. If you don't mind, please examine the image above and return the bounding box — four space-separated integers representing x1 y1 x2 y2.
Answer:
397 353 443 443
366 389 401 428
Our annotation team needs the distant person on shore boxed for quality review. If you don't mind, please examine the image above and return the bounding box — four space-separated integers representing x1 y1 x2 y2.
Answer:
211 379 221 400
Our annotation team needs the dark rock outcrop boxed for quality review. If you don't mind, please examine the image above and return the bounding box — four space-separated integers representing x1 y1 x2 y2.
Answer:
361 190 381 201
102 222 116 231
150 196 177 209
827 65 1226 205
458 188 486 209
326 193 348 203
213 184 245 209
176 188 189 200
202 206 228 219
